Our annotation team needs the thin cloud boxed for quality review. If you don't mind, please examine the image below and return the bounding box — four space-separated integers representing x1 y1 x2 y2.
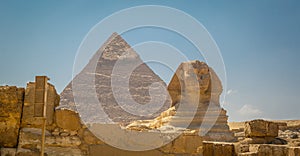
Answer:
226 89 238 96
238 104 263 117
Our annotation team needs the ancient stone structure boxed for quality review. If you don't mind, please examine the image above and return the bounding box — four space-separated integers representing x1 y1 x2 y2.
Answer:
126 106 177 131
21 82 60 129
168 60 235 141
203 141 300 156
241 119 285 145
2 33 300 156
126 60 235 142
59 32 170 125
168 60 222 106
201 119 300 156
245 119 279 138
1 83 205 155
0 86 24 147
202 124 299 156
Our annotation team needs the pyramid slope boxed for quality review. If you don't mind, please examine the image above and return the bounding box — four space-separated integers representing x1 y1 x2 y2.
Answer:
59 33 171 125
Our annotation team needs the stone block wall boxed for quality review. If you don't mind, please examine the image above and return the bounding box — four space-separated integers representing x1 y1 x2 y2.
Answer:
0 82 206 156
21 82 60 129
0 86 24 148
81 125 204 156
203 141 236 156
17 113 205 156
203 141 300 156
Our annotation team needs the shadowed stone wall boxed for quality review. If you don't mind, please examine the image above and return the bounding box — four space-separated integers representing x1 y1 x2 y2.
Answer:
0 86 24 148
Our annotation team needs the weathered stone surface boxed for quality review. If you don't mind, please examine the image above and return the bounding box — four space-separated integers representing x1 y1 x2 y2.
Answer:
169 134 203 154
126 107 176 131
0 86 24 147
159 133 203 154
1 148 17 156
89 130 202 156
277 122 288 130
55 109 82 131
240 137 277 145
289 147 300 156
89 144 168 156
249 144 289 156
168 60 222 106
17 147 78 156
238 152 258 156
44 147 83 156
203 141 235 156
21 82 59 128
245 119 278 138
18 128 81 151
16 148 41 156
88 124 168 151
167 61 234 142
59 32 171 125
234 143 250 153
126 61 234 142
83 123 203 155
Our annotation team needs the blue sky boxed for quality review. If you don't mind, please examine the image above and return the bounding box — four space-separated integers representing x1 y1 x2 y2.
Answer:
0 1 299 121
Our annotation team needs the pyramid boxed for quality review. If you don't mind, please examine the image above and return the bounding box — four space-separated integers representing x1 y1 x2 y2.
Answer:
59 33 171 125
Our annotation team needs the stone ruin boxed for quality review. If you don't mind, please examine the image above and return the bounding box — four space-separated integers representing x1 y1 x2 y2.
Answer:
1 33 300 156
127 60 235 142
202 119 300 156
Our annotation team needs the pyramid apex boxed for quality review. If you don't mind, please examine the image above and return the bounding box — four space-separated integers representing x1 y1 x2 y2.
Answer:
109 32 120 39
112 32 119 36
105 32 119 42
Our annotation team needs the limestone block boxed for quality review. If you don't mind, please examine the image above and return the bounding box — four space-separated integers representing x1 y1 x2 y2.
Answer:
55 109 82 131
21 82 59 128
44 147 83 156
172 135 203 154
277 122 288 130
18 128 81 150
203 142 214 156
249 144 288 156
89 144 169 156
234 143 249 153
0 86 24 147
203 141 235 156
16 148 41 156
289 147 300 156
159 133 203 154
245 120 278 138
46 136 81 147
1 148 17 156
214 143 234 156
267 122 279 137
